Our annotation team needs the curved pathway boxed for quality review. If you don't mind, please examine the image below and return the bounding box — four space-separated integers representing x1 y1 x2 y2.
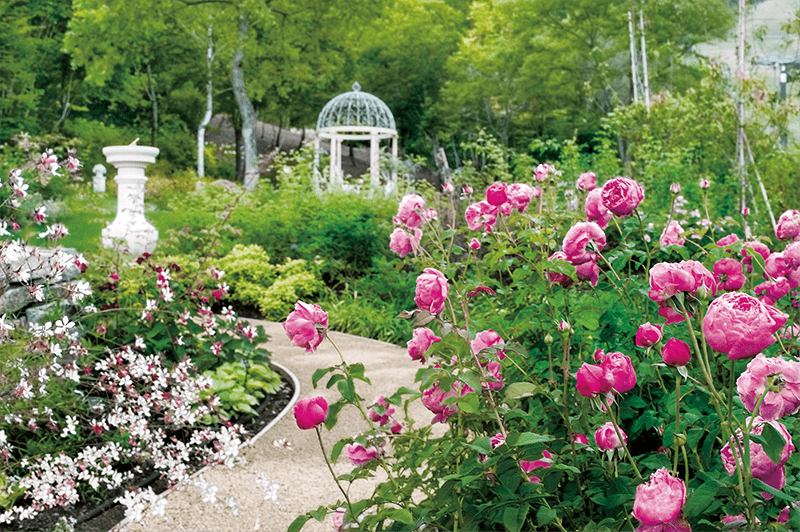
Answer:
116 321 426 532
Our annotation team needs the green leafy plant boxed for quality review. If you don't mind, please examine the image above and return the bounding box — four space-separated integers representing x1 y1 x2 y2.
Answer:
201 361 282 420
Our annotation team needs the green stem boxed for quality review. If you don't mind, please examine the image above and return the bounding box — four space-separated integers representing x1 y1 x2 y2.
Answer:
607 403 643 480
316 427 354 518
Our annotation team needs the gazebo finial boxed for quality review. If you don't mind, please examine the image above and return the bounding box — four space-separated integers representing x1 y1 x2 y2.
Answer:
352 81 361 92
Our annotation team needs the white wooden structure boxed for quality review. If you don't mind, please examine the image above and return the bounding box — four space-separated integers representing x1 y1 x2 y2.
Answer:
314 82 398 190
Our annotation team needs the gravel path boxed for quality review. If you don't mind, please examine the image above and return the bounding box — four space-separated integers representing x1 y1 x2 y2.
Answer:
115 320 427 532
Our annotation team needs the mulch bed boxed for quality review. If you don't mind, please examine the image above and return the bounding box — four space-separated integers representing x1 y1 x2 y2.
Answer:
3 373 294 532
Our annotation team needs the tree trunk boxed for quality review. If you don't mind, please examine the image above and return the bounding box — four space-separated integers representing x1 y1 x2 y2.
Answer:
198 25 214 178
231 16 258 190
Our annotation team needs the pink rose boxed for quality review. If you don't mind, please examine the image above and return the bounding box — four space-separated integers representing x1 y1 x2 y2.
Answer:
716 233 740 247
389 227 422 258
576 171 597 191
595 421 626 451
658 304 687 325
659 221 685 247
776 210 800 241
520 450 552 482
548 251 575 288
469 238 480 250
443 182 454 194
482 360 504 390
635 322 663 348
574 260 600 287
680 260 717 298
713 258 745 291
532 186 542 198
765 251 792 279
485 182 508 206
507 183 535 212
661 338 691 367
465 201 499 232
562 221 606 265
737 353 800 420
755 277 791 306
784 241 800 268
601 352 637 393
471 329 505 359
721 417 794 493
576 363 613 397
740 241 771 272
283 301 328 352
407 327 441 364
344 442 380 466
396 194 426 229
294 396 328 430
702 292 789 359
414 268 449 315
422 380 470 423
648 263 696 303
632 468 687 525
585 188 612 229
601 177 645 217
491 432 506 448
534 163 554 182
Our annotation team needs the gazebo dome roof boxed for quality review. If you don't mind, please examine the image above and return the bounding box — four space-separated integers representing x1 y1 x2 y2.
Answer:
316 82 396 131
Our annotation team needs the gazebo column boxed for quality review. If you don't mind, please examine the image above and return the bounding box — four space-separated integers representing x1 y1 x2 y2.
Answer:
313 136 321 191
391 136 398 185
329 135 339 185
370 132 380 187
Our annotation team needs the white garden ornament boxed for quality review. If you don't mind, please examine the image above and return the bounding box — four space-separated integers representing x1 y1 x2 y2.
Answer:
314 82 398 192
101 143 159 255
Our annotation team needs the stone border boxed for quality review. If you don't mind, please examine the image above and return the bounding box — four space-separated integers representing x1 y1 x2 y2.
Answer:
111 361 301 531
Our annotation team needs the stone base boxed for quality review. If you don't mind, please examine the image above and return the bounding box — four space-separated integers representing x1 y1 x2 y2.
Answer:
101 221 158 256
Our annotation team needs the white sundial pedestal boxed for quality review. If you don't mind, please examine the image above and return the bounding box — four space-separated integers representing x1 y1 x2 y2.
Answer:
101 145 159 255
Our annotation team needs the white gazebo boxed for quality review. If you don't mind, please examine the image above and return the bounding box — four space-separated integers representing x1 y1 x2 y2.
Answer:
314 82 398 190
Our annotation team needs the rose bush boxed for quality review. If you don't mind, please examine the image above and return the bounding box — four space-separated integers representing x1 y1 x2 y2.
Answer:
286 171 800 531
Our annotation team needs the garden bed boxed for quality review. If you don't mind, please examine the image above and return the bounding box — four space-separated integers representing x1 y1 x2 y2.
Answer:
5 369 295 532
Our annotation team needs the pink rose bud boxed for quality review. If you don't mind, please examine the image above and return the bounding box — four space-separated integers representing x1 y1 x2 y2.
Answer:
414 268 449 315
534 163 553 182
572 434 589 445
601 176 645 217
283 301 328 353
635 322 663 348
670 182 681 195
532 186 542 198
632 468 687 525
699 178 710 189
575 363 613 397
396 194 427 229
463 184 473 195
469 238 481 250
390 421 403 434
443 182 454 194
425 208 438 220
407 327 442 364
702 292 788 360
576 171 597 191
485 182 508 206
490 432 506 448
601 352 637 393
293 396 328 430
661 338 691 367
737 353 800 421
595 421 626 451
558 320 571 332
742 207 750 217
344 442 380 466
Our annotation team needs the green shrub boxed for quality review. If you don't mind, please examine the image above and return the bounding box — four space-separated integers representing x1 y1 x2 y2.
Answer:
200 361 282 420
